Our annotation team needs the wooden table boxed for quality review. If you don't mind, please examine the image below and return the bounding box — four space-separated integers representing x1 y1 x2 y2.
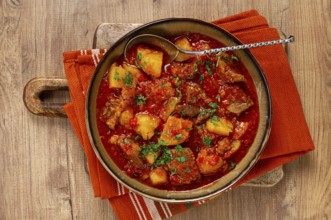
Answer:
0 0 329 219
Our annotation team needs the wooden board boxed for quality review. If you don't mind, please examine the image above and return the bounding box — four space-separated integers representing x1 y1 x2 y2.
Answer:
0 1 330 220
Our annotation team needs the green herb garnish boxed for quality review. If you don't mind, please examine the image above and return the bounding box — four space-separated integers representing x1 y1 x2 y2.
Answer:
184 167 190 172
176 88 182 99
134 135 141 141
216 56 221 67
199 74 205 82
208 102 219 109
124 139 131 145
216 94 221 102
114 71 120 80
122 71 133 87
229 161 237 170
202 137 213 146
175 145 184 153
175 133 183 141
176 156 188 163
211 115 220 122
134 94 147 105
231 54 239 61
135 52 142 68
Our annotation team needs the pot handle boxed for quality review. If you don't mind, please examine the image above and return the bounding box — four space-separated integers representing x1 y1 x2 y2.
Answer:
23 77 68 117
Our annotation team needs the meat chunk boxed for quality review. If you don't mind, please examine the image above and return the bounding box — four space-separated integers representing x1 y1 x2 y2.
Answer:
217 60 245 83
233 122 249 139
169 62 196 79
196 148 224 175
160 116 193 145
119 108 134 129
140 79 175 101
101 98 123 130
220 85 254 115
227 99 254 115
185 82 212 104
167 148 201 185
174 105 200 118
110 135 144 168
216 137 241 159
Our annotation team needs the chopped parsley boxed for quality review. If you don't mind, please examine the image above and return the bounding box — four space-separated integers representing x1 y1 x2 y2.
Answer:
176 88 182 99
163 100 168 106
229 161 237 170
216 56 221 67
122 71 133 87
205 61 213 76
124 139 131 145
231 54 239 61
134 135 141 141
211 115 220 122
175 77 181 86
154 147 173 167
194 63 199 73
135 52 142 68
202 137 213 146
170 167 177 177
175 133 183 141
184 167 190 172
134 94 147 105
208 102 219 109
199 74 205 82
114 71 120 80
221 55 228 63
200 107 217 116
176 156 188 163
175 145 184 153
216 94 221 102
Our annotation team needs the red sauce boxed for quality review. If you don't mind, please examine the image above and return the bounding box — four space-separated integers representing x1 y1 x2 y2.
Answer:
96 33 259 191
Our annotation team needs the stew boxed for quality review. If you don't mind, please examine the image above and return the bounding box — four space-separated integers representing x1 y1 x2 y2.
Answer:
96 33 259 190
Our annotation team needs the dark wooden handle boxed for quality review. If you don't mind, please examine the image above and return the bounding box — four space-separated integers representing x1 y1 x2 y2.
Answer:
23 77 69 117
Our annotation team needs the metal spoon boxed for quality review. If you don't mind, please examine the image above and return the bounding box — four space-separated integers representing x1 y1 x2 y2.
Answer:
124 34 294 62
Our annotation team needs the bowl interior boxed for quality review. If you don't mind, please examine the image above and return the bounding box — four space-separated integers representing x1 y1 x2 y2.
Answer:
86 18 271 203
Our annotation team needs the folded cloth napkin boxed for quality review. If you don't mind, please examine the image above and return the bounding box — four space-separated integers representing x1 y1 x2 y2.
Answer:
63 10 314 220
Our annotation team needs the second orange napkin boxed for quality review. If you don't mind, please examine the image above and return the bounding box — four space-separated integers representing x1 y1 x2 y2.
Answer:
63 10 314 220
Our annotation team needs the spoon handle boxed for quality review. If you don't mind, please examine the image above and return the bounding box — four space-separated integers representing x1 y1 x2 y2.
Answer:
186 35 295 55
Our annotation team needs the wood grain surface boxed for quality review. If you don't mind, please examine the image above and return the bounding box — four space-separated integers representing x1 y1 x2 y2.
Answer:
0 0 329 219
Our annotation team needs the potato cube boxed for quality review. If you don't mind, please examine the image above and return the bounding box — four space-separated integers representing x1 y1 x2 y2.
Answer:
175 37 193 51
196 148 223 175
150 168 168 186
134 114 161 140
206 117 233 136
145 152 158 164
123 63 143 77
109 63 127 88
137 47 163 78
119 108 134 128
159 116 193 145
160 97 180 121
174 37 193 62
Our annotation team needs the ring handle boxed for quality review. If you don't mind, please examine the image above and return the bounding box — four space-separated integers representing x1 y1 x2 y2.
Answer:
23 77 68 117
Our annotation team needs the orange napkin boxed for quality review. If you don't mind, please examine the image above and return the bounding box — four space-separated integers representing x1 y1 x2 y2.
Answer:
63 10 314 220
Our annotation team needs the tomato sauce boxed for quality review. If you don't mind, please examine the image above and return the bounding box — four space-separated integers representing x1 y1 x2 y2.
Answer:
96 33 259 191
